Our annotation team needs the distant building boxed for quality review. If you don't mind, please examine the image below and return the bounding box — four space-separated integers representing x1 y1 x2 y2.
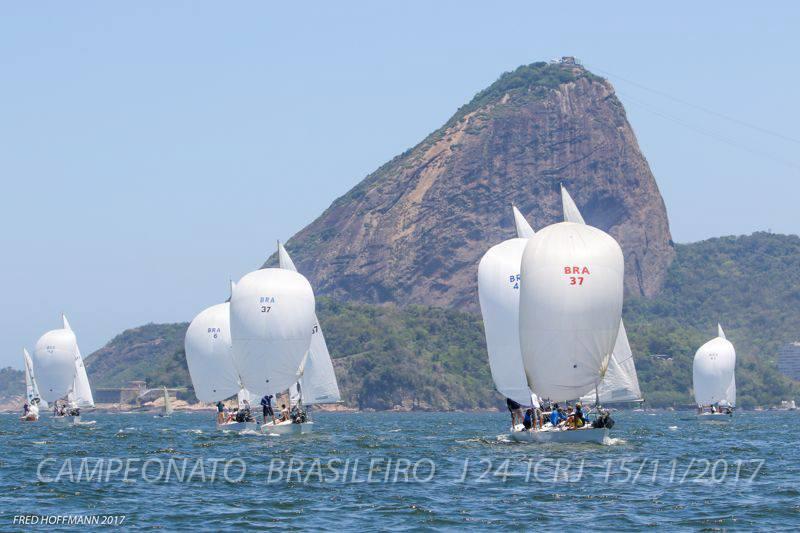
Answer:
777 342 800 381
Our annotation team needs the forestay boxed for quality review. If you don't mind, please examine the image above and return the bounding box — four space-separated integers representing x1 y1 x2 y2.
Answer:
230 268 315 397
693 324 736 407
519 222 624 402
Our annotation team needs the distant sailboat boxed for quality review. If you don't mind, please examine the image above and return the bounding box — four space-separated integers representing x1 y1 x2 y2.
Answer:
478 207 537 409
32 314 94 425
559 185 643 406
21 348 46 421
230 256 316 435
693 324 736 421
185 290 258 432
515 219 623 443
162 387 174 417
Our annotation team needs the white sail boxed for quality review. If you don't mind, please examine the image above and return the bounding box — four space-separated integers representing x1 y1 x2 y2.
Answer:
71 331 94 407
560 184 586 225
519 221 624 402
693 324 736 407
579 322 642 403
561 186 642 404
279 242 341 404
512 206 536 239
478 238 534 406
32 320 80 404
163 387 174 416
237 388 254 409
185 302 243 403
230 268 315 397
23 348 47 408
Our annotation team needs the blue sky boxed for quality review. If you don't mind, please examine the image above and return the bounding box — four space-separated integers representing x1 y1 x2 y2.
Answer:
1 2 798 368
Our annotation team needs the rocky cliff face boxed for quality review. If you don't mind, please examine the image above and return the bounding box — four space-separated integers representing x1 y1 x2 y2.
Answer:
265 62 674 309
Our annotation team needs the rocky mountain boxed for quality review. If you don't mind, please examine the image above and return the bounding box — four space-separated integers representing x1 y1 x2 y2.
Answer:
264 61 674 310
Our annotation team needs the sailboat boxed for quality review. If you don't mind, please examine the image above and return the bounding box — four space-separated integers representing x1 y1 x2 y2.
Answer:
21 348 47 421
514 214 624 443
478 207 538 411
559 185 643 407
32 314 94 425
160 387 174 417
229 258 316 435
693 324 736 421
277 242 341 434
185 291 258 432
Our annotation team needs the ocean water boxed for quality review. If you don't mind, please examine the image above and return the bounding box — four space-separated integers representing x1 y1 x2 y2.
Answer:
1 410 798 530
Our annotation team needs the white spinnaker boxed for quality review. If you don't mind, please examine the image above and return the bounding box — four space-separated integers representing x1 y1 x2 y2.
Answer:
32 323 79 404
561 185 642 404
478 238 535 406
693 325 736 407
512 206 536 239
279 242 341 404
230 268 315 397
579 322 642 403
23 348 47 407
185 302 243 403
519 222 624 402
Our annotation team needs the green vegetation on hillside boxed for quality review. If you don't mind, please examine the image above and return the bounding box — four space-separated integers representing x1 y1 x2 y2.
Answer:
626 232 800 407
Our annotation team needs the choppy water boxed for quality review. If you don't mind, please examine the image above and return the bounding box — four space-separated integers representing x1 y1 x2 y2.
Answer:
1 410 798 530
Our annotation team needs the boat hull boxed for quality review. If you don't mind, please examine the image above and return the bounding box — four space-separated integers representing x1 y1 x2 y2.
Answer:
696 412 733 422
51 415 80 425
261 420 314 435
216 421 259 432
509 426 608 444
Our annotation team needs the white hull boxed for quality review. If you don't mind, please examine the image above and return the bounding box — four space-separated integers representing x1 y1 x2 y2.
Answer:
20 414 39 422
696 412 733 422
51 415 80 425
216 421 259 432
261 420 314 435
509 425 608 444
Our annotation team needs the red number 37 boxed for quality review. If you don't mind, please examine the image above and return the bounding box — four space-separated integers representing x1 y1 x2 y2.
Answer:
569 277 584 285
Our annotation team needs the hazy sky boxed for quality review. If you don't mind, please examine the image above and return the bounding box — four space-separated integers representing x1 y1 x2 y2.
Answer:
2 2 798 368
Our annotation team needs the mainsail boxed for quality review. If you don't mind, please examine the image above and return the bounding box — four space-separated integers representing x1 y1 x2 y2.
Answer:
693 324 736 407
230 268 315 397
65 316 94 408
279 242 341 404
23 348 47 408
512 206 536 239
185 302 243 402
561 185 642 404
519 222 624 402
